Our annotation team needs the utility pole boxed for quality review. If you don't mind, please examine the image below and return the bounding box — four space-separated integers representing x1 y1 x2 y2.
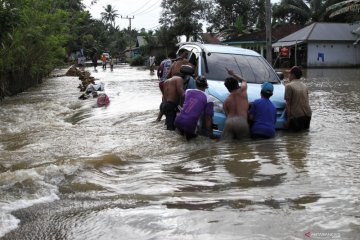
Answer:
121 15 134 31
265 0 272 64
121 16 135 52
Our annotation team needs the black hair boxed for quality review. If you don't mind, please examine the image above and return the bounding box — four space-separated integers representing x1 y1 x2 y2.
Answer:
290 66 302 79
224 77 239 92
261 90 273 98
180 65 194 75
178 49 188 55
195 76 208 88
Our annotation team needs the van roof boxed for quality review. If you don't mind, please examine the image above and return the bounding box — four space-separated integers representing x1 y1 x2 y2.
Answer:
179 43 261 57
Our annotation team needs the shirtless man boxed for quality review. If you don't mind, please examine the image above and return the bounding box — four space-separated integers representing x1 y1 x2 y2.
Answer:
162 75 184 130
222 67 249 139
167 49 192 78
162 65 195 130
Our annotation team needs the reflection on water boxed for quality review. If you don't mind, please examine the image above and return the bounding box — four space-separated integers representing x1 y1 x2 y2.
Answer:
0 66 359 239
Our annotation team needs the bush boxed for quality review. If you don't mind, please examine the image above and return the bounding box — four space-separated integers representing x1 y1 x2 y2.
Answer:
130 55 145 66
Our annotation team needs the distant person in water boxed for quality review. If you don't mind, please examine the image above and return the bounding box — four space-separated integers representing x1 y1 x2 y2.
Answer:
222 67 249 140
149 55 155 74
174 76 215 140
101 54 107 70
109 57 114 71
92 53 98 72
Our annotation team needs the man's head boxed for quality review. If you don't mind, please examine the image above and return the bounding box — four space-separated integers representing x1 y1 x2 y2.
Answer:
178 49 188 58
224 77 240 92
288 66 302 79
195 76 208 89
180 65 194 76
261 82 273 98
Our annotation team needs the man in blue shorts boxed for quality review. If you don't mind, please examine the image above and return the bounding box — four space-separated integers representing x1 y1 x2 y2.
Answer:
174 76 215 140
248 82 277 139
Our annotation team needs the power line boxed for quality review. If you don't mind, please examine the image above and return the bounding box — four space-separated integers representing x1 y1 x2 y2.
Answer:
133 0 162 16
140 0 203 31
121 15 135 31
126 0 156 15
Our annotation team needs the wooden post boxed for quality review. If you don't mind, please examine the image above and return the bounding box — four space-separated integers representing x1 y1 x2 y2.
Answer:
295 40 298 66
265 0 272 64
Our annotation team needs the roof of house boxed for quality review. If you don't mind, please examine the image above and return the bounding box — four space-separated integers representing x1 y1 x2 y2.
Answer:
136 36 147 47
201 33 221 44
273 22 360 47
222 24 304 44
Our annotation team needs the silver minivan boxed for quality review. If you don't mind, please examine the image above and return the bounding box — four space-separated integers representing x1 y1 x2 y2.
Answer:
177 42 286 136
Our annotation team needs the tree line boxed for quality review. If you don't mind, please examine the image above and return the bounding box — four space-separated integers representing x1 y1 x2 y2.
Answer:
0 0 359 99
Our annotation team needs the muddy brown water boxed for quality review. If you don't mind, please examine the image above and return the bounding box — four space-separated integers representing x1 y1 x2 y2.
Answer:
0 65 359 240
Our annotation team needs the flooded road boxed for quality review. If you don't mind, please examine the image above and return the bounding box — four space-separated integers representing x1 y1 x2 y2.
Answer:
0 65 359 240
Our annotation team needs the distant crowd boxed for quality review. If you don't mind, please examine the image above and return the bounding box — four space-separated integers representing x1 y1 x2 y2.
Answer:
155 49 312 141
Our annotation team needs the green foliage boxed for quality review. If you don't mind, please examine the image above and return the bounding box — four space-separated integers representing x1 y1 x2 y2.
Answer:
0 0 131 98
101 4 119 27
160 0 207 41
205 0 255 33
0 0 79 97
272 0 345 25
326 0 360 21
130 55 145 66
155 26 178 54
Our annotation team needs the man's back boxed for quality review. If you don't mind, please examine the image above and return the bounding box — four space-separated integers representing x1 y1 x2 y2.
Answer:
167 59 191 78
180 89 208 121
224 88 248 118
163 76 184 104
285 80 311 118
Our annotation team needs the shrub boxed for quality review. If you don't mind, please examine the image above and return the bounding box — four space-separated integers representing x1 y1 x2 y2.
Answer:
130 55 145 66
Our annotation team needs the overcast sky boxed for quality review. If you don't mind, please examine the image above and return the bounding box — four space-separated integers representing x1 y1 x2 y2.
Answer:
82 0 163 31
82 0 280 32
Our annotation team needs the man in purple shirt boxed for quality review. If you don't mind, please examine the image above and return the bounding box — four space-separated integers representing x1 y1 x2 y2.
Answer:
175 76 215 140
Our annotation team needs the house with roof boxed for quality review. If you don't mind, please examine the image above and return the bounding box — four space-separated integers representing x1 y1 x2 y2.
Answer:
123 36 147 59
222 24 304 60
272 22 360 67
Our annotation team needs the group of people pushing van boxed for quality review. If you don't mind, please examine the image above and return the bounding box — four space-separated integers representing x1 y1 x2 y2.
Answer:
156 49 312 141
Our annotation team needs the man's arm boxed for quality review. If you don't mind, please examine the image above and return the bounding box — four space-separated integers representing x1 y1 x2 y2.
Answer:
225 67 247 90
284 85 292 127
205 115 215 139
157 62 164 78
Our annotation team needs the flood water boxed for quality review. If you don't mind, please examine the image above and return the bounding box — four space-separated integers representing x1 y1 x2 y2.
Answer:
0 65 359 240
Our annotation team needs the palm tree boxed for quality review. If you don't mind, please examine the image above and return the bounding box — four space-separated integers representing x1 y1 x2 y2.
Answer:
223 16 250 38
101 4 119 27
273 0 343 24
326 0 360 18
327 0 360 45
